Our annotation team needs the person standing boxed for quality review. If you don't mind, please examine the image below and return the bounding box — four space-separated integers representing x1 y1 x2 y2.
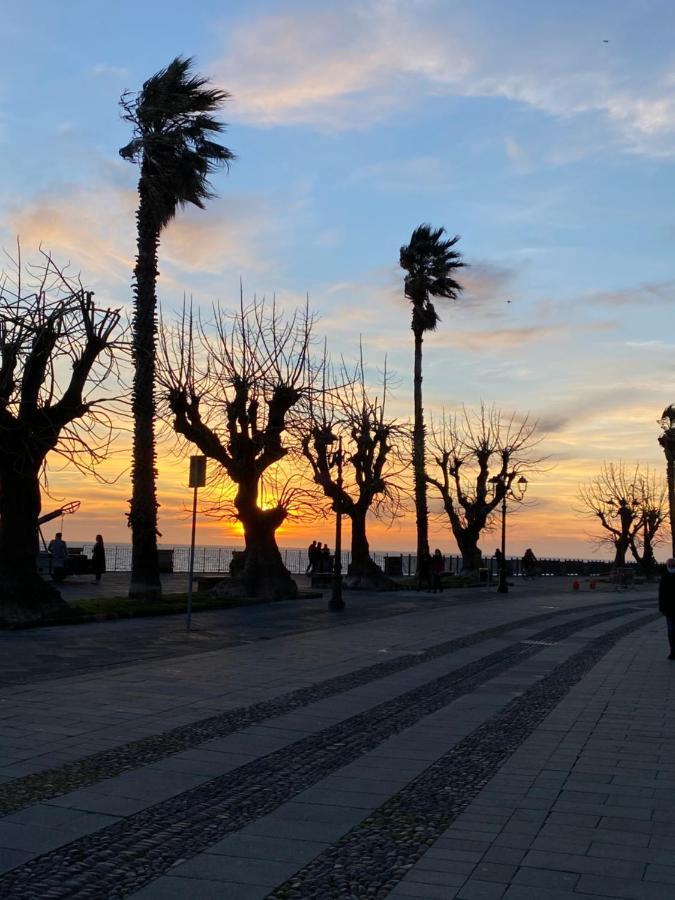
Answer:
48 532 68 582
522 548 537 579
431 549 444 593
91 534 106 585
658 558 675 660
305 541 317 575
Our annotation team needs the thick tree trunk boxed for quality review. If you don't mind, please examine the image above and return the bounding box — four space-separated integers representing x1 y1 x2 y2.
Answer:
0 463 64 625
345 509 397 591
211 483 296 601
129 181 162 600
412 328 429 571
454 530 483 573
614 537 629 568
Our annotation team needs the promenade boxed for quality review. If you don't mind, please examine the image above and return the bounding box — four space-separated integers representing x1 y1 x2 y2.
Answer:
0 579 671 899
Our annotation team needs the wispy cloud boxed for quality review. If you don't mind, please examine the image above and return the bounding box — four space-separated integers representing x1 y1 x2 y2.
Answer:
584 280 675 307
1 182 285 306
213 0 675 156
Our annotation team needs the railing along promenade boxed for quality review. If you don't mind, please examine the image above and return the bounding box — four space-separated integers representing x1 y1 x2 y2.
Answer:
69 544 622 578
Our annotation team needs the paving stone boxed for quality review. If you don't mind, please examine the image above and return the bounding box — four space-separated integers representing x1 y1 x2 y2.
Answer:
457 879 507 899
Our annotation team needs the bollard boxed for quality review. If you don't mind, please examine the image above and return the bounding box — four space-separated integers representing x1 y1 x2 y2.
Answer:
572 579 580 591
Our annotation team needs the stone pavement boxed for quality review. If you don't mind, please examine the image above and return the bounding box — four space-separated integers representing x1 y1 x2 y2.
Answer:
0 580 669 898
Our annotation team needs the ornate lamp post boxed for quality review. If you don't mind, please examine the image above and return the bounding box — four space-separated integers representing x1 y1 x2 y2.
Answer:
489 473 528 594
658 405 675 556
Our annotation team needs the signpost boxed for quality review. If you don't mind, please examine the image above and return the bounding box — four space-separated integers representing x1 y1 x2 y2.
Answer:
187 456 207 631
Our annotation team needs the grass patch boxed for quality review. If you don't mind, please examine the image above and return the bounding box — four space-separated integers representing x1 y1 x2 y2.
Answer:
69 592 267 621
8 589 320 629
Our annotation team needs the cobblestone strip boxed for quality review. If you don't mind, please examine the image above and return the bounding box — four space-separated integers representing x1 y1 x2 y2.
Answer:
0 608 648 899
267 612 659 899
0 597 645 818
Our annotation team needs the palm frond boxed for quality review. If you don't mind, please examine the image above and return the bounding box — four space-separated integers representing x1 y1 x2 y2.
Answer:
119 56 236 229
400 223 465 332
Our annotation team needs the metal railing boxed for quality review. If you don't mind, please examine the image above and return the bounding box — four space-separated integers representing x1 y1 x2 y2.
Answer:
74 544 621 578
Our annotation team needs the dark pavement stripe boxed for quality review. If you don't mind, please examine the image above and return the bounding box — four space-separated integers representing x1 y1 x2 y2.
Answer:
0 608 651 899
0 598 645 816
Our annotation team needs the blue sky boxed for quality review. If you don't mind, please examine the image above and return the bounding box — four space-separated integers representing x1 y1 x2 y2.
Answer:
2 0 675 555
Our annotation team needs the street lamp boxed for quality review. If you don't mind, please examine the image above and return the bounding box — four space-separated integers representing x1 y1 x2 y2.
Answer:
489 473 528 594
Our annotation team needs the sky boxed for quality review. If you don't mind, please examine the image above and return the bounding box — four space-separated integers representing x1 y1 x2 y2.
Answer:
2 0 675 559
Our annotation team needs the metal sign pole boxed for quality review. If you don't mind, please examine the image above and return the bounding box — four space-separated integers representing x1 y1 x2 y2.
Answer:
187 485 198 632
187 456 207 632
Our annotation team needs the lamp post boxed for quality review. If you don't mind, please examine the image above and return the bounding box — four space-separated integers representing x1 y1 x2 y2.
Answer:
489 473 528 594
658 405 675 556
329 436 345 611
186 455 207 631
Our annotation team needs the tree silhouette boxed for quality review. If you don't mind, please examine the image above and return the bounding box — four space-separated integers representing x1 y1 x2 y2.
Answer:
0 250 121 624
400 224 463 574
658 405 675 556
302 353 405 589
160 298 313 601
578 462 666 571
427 405 544 571
120 56 234 600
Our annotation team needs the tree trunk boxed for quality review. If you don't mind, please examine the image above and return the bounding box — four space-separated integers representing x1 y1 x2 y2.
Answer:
667 450 675 557
345 508 397 591
0 463 64 625
129 180 162 600
614 537 629 568
211 481 296 602
454 530 483 573
412 327 429 571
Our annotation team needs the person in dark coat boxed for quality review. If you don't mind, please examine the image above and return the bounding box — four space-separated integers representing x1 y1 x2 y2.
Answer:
91 534 106 584
431 549 444 593
305 541 317 575
658 558 675 659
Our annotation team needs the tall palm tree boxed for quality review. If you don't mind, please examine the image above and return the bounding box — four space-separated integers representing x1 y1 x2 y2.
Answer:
120 56 234 599
400 224 464 575
658 404 675 555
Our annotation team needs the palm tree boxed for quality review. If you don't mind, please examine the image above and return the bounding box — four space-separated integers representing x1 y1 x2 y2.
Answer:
120 56 234 599
400 224 464 575
658 404 675 555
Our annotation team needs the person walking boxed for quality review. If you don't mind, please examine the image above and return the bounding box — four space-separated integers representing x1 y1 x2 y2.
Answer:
305 541 317 575
431 548 444 593
658 558 675 660
47 532 68 582
91 534 106 585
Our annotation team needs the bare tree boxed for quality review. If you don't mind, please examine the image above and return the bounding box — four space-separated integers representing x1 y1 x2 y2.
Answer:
578 461 666 570
160 297 313 601
301 352 405 590
629 469 666 577
0 249 122 624
427 405 544 572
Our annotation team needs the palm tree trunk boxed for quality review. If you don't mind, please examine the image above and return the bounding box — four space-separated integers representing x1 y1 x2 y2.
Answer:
412 327 429 570
129 179 162 600
667 451 675 556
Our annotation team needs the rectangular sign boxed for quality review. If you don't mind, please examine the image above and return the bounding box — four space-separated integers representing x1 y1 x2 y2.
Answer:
188 455 207 488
